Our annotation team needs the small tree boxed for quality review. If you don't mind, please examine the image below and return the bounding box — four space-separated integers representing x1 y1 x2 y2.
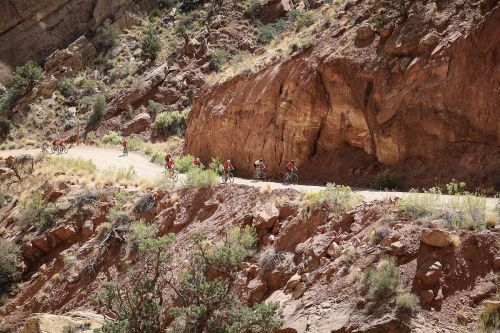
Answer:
0 239 20 296
94 26 120 53
0 117 11 138
0 60 43 110
88 94 107 126
92 222 176 333
168 226 283 332
141 28 163 61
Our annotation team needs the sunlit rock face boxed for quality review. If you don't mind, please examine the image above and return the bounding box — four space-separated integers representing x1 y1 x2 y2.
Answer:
0 0 154 83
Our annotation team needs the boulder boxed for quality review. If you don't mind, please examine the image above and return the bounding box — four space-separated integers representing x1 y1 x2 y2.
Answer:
416 259 443 287
421 229 452 247
327 241 341 258
53 224 78 242
254 203 280 231
356 23 375 41
494 256 500 269
260 0 292 24
420 289 434 304
469 281 497 305
248 278 267 303
21 311 105 333
121 112 151 136
419 32 440 52
285 273 301 291
292 282 307 299
44 36 97 77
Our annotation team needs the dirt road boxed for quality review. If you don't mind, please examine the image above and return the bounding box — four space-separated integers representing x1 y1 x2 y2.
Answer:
1 147 498 208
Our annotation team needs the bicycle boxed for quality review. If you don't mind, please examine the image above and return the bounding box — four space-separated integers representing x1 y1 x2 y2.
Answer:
283 170 298 184
165 168 179 183
254 169 266 181
123 146 128 156
221 171 234 183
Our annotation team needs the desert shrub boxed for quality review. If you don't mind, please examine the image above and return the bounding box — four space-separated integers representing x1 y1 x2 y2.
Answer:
185 168 219 188
209 157 224 175
244 0 262 18
72 188 101 210
369 225 391 245
176 155 194 173
371 13 388 31
58 78 78 98
303 183 363 213
179 0 201 12
442 194 488 230
0 117 11 138
396 292 419 315
88 94 107 126
480 300 500 333
258 19 289 44
372 169 399 190
147 100 164 116
141 27 163 61
168 226 283 332
92 222 176 333
134 193 156 213
102 131 122 145
294 10 315 30
114 190 131 209
81 79 99 96
0 60 43 110
64 119 78 130
445 179 467 195
209 48 231 72
154 109 189 137
94 26 120 53
258 246 293 278
359 258 399 301
51 156 97 174
127 137 145 151
21 192 58 231
0 239 20 295
395 188 441 219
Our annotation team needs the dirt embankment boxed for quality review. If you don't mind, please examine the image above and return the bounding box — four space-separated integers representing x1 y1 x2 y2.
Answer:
185 1 500 190
0 182 498 332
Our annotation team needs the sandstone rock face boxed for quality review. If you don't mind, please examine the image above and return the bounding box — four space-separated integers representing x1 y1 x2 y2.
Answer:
186 5 500 187
0 0 154 80
21 311 105 333
44 36 97 77
121 112 151 136
260 0 292 23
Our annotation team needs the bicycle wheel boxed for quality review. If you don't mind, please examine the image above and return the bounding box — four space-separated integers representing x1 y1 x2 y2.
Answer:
290 173 298 184
283 174 290 184
51 146 56 154
173 171 179 182
228 173 234 183
260 171 267 181
63 146 68 154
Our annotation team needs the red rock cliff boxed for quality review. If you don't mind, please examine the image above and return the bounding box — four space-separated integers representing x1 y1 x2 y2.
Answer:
186 1 500 188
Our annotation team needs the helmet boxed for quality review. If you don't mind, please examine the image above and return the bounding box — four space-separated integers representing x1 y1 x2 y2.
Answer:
166 154 171 159
291 160 295 163
227 159 231 163
196 157 200 160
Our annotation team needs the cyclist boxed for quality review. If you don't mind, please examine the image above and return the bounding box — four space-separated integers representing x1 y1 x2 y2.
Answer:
285 160 297 174
223 159 234 175
192 157 202 168
122 138 129 156
254 159 266 178
165 154 175 176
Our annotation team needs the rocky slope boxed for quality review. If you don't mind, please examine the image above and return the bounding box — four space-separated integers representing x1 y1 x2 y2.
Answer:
186 0 500 188
0 0 154 83
0 179 498 332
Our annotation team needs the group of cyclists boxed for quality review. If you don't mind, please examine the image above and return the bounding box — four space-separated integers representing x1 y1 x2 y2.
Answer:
162 152 298 184
124 138 299 184
41 139 70 154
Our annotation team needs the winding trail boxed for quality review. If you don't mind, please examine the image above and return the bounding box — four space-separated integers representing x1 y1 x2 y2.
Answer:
1 147 498 208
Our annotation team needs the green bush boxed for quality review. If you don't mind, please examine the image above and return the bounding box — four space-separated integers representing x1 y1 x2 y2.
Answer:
141 27 163 61
209 157 224 175
147 100 164 116
372 169 399 190
0 239 20 295
81 79 99 96
0 60 43 110
176 155 194 173
0 117 11 138
58 78 78 98
395 188 441 219
244 0 262 18
94 26 120 53
88 94 107 126
168 226 283 332
258 19 289 44
396 292 419 316
186 168 219 188
209 48 231 72
445 179 467 195
303 183 363 213
359 258 399 301
294 11 315 30
37 203 58 232
369 225 390 245
20 192 58 231
154 109 189 137
102 131 122 145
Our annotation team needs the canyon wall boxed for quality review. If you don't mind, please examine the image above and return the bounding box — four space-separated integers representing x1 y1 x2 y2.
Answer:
0 0 153 82
186 2 500 187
